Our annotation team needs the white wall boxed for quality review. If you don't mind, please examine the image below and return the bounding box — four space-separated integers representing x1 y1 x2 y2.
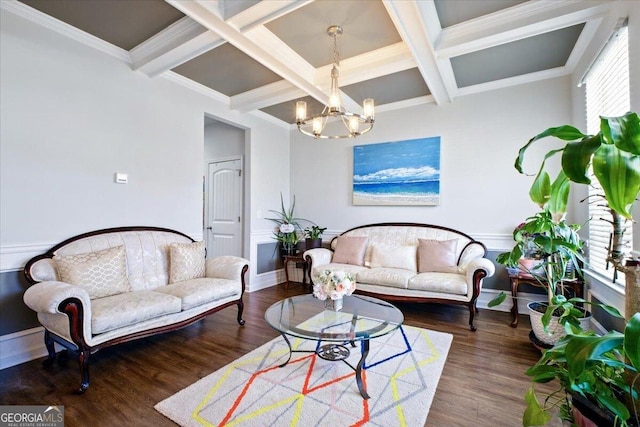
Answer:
290 76 573 248
0 10 290 287
204 120 245 161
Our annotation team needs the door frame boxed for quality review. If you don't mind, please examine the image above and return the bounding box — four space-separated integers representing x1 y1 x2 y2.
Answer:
204 155 244 257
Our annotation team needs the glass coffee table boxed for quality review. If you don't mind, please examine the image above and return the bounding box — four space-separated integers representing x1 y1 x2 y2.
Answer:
264 294 404 399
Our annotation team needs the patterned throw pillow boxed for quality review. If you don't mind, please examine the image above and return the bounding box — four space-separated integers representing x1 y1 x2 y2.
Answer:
369 244 418 271
169 241 206 284
54 245 130 299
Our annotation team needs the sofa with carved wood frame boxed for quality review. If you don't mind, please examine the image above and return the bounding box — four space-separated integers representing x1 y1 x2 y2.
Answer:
23 226 248 393
304 222 495 331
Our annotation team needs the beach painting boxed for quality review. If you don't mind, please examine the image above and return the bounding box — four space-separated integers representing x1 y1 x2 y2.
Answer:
353 137 440 206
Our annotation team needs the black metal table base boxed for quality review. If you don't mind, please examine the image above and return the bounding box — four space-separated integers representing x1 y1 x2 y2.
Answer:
278 333 371 399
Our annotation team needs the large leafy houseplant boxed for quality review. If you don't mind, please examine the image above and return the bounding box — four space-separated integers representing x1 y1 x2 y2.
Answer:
523 312 640 427
515 112 640 317
492 209 594 334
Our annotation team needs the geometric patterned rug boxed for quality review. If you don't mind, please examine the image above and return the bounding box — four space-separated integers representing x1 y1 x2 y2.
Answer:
155 324 452 427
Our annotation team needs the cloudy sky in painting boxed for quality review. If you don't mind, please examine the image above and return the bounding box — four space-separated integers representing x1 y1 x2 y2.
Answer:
353 137 440 184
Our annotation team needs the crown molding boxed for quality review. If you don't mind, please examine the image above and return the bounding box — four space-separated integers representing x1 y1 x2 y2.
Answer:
1 0 131 64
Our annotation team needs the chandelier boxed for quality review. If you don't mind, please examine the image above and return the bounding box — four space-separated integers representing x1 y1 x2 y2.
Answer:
296 25 374 139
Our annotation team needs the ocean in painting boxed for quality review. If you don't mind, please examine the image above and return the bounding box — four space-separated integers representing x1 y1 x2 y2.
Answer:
353 137 441 205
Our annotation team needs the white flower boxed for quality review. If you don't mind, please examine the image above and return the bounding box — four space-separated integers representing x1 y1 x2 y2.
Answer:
279 223 295 233
312 269 356 300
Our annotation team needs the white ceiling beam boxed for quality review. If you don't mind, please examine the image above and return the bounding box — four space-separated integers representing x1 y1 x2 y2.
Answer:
315 42 416 87
231 42 415 113
167 0 330 106
383 0 451 105
437 0 614 59
456 66 570 98
231 80 304 113
131 17 220 77
134 0 312 77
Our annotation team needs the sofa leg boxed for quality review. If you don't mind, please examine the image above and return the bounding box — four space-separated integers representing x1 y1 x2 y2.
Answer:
74 350 90 394
237 301 245 326
42 330 57 368
468 303 477 332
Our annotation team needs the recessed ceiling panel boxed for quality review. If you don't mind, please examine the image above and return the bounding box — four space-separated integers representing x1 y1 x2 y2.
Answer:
451 23 584 88
173 43 283 96
342 68 430 105
261 96 326 125
434 0 527 28
20 0 187 50
265 0 402 68
223 0 261 20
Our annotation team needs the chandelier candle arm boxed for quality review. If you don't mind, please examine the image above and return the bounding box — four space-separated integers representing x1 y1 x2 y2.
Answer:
296 25 374 139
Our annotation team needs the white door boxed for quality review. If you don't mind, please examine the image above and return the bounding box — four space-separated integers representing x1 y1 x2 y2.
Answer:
206 158 243 258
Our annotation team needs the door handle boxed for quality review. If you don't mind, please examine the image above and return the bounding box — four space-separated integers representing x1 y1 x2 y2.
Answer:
206 226 212 230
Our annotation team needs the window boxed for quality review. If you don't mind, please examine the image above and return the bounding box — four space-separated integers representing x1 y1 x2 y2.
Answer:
584 25 630 283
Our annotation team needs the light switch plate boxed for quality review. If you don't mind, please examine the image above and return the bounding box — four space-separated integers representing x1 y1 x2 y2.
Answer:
115 173 128 184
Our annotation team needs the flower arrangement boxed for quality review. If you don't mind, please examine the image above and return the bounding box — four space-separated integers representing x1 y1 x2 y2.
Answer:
266 193 311 254
312 269 356 301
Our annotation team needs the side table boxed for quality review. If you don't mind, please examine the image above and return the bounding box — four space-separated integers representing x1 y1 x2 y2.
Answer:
509 272 583 328
283 254 309 290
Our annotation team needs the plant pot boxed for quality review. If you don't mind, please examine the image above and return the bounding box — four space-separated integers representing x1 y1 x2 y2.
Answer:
518 258 543 276
528 301 591 346
571 393 617 427
279 245 297 259
305 238 322 250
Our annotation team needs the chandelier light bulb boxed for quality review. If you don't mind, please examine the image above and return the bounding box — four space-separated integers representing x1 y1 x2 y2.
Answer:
349 116 359 134
296 101 307 122
363 98 375 120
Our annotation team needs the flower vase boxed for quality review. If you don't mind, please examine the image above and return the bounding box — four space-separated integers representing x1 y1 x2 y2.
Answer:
324 297 343 312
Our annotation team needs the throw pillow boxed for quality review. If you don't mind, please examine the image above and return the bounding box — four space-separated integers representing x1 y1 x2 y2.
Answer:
418 239 459 273
332 236 368 266
169 241 206 283
54 245 130 299
369 244 418 271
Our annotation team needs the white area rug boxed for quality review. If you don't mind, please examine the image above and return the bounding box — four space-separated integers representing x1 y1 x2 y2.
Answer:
155 324 452 426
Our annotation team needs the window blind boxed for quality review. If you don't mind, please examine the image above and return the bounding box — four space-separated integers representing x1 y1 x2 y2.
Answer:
584 25 630 282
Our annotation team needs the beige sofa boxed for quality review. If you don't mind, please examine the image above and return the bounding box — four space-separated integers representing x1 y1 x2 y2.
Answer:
304 222 495 331
23 226 248 393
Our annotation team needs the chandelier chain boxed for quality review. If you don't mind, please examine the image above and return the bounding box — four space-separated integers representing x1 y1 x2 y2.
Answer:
333 32 340 66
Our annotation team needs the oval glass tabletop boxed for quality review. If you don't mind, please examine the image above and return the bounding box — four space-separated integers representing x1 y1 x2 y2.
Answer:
264 294 404 342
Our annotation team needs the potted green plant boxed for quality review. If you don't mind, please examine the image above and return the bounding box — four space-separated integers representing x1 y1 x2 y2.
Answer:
523 312 640 427
304 225 326 250
266 193 311 256
491 208 602 345
514 111 640 318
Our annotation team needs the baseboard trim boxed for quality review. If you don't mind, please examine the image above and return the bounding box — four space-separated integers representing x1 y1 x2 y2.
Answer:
0 326 57 370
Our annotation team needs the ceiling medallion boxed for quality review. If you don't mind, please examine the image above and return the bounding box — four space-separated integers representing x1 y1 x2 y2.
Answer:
296 25 374 139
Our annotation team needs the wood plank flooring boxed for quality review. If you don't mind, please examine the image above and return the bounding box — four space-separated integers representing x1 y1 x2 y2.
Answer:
0 284 553 426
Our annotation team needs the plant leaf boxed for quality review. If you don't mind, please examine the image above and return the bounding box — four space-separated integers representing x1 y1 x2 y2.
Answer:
488 292 506 308
523 386 552 426
592 144 640 219
529 169 550 208
601 111 640 155
547 171 570 219
625 312 640 371
516 128 584 174
564 333 624 381
561 135 601 184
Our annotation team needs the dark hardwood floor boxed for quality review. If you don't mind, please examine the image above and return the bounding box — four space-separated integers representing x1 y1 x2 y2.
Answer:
0 284 554 426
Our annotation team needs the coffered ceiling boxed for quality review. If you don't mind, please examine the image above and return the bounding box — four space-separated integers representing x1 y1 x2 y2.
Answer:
7 0 630 127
